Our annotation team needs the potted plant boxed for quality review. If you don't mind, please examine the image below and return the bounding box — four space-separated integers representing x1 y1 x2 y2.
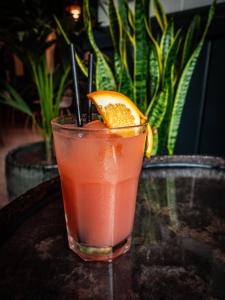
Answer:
0 0 71 200
57 0 215 155
0 53 70 200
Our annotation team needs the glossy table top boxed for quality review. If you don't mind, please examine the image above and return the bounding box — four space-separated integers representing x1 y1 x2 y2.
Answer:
0 156 225 299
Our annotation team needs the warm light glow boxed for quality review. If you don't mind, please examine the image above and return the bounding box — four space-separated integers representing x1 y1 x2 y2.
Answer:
67 4 81 21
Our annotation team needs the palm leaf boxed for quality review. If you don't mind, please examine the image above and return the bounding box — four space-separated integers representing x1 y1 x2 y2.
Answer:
0 83 33 117
54 65 71 116
167 1 215 154
53 15 70 45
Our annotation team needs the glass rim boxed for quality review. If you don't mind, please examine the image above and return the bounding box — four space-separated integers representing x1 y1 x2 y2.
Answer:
51 116 148 132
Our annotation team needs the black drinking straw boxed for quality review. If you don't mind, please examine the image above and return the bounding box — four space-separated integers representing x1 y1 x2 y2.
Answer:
70 43 82 127
87 52 94 122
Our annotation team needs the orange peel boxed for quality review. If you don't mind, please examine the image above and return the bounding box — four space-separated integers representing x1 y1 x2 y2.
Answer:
87 90 153 158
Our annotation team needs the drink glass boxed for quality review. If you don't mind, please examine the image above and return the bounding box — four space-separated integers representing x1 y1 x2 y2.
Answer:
51 116 147 262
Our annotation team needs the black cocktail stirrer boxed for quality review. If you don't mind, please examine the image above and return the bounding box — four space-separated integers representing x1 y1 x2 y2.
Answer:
70 43 82 127
87 52 94 122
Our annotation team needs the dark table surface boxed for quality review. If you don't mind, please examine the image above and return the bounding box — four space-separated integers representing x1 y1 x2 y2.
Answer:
1 156 225 300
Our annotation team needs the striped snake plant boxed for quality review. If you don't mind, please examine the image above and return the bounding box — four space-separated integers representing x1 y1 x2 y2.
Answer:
56 0 215 155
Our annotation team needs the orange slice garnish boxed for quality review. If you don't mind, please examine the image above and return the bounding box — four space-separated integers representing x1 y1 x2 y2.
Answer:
146 124 153 158
87 90 153 158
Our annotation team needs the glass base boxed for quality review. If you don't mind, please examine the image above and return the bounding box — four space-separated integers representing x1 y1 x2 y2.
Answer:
68 236 131 262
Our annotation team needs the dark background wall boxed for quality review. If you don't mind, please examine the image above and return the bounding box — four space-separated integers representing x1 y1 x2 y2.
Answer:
174 3 225 156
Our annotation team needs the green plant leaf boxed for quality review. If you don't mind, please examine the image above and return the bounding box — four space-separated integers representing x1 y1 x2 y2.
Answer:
144 4 163 76
153 0 168 32
109 0 120 53
151 128 159 156
143 0 151 25
157 85 173 154
128 5 135 31
167 1 215 154
134 0 148 111
147 42 160 103
53 15 70 45
54 65 71 116
118 66 134 100
84 0 116 90
54 15 87 77
163 29 182 86
108 0 133 98
160 20 174 61
0 84 33 117
118 0 133 42
181 15 201 69
148 85 169 129
30 56 55 137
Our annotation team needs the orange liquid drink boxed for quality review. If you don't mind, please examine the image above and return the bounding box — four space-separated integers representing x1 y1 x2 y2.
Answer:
52 116 148 261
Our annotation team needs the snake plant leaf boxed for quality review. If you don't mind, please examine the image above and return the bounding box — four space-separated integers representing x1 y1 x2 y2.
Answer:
167 1 215 155
148 42 160 103
114 47 133 99
181 15 201 69
153 0 168 32
160 20 174 61
143 0 151 25
163 29 182 86
95 56 116 90
118 0 133 42
109 0 119 53
118 65 134 100
114 49 122 85
134 0 148 111
109 0 121 84
143 3 162 76
128 5 135 31
151 127 159 156
148 84 169 129
108 0 133 98
83 0 116 90
158 85 173 154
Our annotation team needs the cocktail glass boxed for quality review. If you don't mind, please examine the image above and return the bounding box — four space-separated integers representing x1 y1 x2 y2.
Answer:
51 116 147 262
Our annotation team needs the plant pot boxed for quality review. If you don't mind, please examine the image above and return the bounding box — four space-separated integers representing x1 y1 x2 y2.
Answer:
6 141 58 201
